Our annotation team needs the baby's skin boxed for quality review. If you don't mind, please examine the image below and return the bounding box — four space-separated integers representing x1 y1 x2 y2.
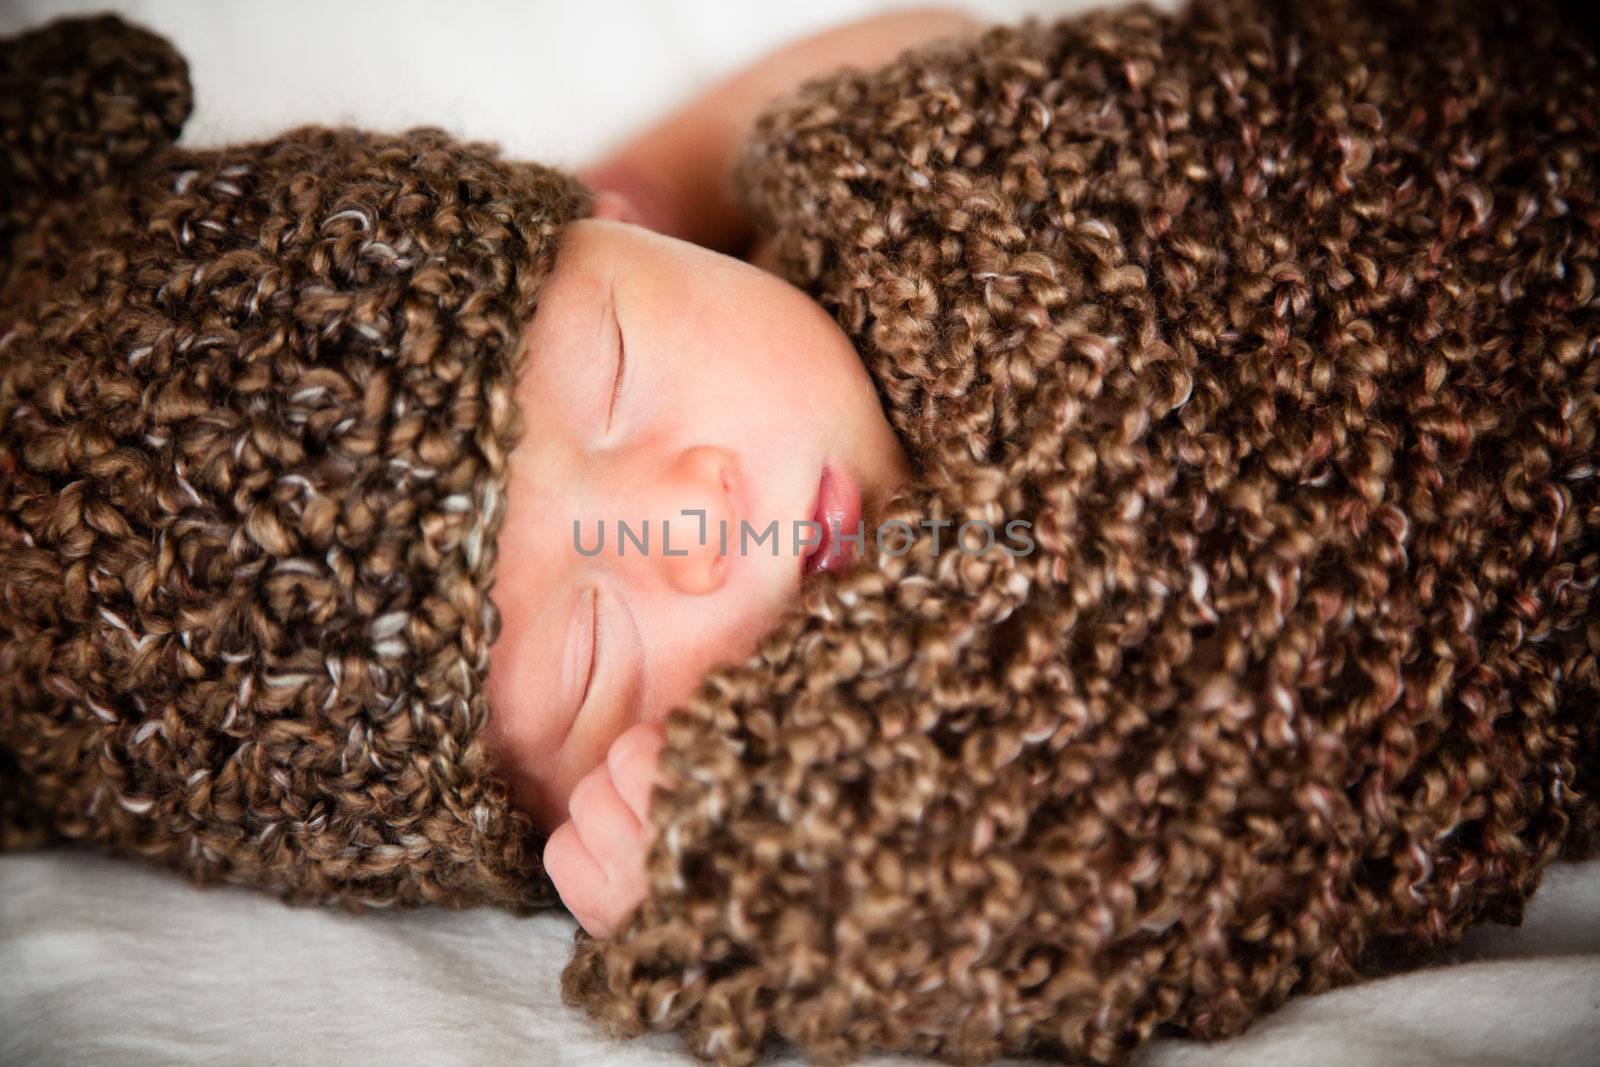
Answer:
484 8 979 939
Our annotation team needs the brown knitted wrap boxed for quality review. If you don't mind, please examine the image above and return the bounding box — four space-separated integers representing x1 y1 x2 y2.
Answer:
559 0 1600 1062
1 16 589 910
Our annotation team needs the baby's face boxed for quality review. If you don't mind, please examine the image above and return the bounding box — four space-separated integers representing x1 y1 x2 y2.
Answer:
483 217 910 833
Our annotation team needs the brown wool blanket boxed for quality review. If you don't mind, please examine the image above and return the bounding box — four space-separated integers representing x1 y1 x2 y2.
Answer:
557 0 1600 1063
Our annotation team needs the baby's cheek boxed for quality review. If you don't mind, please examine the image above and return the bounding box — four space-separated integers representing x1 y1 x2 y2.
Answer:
480 697 570 836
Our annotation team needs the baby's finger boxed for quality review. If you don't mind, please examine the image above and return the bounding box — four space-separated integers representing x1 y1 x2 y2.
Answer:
542 820 613 937
608 721 670 826
566 763 643 881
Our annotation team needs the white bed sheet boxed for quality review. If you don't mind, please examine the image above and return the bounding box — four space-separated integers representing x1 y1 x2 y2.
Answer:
3 0 1597 1063
0 0 1129 165
2 849 1596 1066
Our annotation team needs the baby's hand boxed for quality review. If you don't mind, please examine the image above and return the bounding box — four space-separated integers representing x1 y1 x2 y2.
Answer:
542 720 671 939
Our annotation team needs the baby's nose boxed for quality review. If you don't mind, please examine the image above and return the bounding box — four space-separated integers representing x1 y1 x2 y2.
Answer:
645 445 740 597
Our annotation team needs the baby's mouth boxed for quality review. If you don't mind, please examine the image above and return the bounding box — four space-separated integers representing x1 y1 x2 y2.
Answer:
802 462 863 576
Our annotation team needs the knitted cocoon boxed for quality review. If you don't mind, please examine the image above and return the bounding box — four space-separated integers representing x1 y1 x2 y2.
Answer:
557 1 1600 1063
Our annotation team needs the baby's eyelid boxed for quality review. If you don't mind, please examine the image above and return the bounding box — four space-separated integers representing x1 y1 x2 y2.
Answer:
605 291 626 433
578 585 600 713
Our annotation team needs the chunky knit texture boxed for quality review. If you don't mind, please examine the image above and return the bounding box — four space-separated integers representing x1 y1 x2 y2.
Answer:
0 15 589 910
559 0 1600 1062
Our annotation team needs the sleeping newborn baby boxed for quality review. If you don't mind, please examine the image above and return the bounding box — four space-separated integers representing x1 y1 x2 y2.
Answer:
0 7 972 934
480 10 987 937
485 210 913 934
494 9 1012 931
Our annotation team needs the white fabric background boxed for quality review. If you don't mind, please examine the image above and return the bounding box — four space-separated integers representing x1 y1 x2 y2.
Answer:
3 849 1596 1066
2 1 1597 1064
0 0 1144 168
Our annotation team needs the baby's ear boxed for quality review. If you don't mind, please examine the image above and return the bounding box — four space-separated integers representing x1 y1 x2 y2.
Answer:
1 13 192 239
